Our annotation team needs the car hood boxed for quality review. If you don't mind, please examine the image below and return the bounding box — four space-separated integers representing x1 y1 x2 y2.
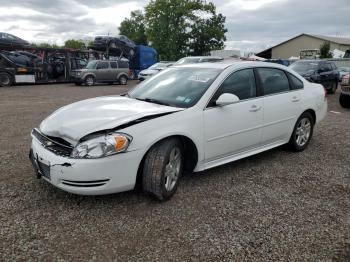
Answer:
39 96 182 145
141 69 160 75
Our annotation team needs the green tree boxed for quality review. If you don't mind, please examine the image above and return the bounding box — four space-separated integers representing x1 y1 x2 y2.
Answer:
189 12 227 56
320 41 332 58
145 0 226 60
64 39 86 50
119 10 148 45
37 42 61 49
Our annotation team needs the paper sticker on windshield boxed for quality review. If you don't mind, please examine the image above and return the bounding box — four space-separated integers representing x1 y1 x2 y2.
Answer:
176 96 186 102
184 98 191 103
188 75 211 82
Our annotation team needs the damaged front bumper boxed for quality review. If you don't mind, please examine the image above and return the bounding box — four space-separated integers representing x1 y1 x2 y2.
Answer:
29 134 142 195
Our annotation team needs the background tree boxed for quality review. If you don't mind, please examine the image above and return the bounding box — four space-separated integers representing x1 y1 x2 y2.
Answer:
37 43 61 48
189 12 227 56
64 39 86 50
145 0 226 60
320 41 332 58
119 10 148 45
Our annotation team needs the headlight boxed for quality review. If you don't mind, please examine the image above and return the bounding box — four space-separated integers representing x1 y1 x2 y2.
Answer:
71 133 132 159
76 72 81 76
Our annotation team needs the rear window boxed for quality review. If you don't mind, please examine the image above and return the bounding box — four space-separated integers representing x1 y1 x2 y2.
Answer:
110 61 118 69
257 68 290 95
287 73 303 90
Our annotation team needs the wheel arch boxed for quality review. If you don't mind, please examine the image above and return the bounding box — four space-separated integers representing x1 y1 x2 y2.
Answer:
83 73 96 81
303 108 316 124
135 134 199 188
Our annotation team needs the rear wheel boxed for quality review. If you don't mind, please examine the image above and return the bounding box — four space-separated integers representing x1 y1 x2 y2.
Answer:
0 72 13 87
288 112 314 152
119 75 128 85
328 81 338 94
339 93 350 108
142 138 184 201
84 75 95 86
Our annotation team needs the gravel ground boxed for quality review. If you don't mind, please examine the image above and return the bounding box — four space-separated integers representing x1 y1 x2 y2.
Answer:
0 82 349 261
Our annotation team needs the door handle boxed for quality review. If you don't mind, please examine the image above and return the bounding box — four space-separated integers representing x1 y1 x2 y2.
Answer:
291 96 300 102
249 105 261 112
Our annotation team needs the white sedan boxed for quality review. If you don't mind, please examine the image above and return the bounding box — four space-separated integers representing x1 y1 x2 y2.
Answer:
29 62 327 201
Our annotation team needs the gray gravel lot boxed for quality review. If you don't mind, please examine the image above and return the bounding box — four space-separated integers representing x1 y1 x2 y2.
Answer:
0 82 349 261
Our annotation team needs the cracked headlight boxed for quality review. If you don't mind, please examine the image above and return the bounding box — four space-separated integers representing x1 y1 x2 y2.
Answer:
71 133 132 159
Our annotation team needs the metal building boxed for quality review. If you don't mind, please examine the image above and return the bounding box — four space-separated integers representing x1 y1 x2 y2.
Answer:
256 33 350 59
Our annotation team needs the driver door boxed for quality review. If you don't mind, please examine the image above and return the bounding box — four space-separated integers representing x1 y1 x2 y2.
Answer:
95 61 110 81
203 68 263 163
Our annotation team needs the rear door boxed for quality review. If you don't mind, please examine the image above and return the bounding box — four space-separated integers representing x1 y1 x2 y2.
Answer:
257 67 303 145
110 61 119 81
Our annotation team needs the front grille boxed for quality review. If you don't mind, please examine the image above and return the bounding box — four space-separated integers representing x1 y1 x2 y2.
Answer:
32 129 73 157
61 179 109 187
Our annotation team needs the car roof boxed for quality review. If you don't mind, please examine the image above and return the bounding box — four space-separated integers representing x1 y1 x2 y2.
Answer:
173 61 290 70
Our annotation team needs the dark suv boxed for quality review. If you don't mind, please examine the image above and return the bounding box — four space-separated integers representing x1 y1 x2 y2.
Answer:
289 60 339 93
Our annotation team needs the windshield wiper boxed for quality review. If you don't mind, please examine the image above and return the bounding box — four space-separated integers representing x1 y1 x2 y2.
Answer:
135 97 170 106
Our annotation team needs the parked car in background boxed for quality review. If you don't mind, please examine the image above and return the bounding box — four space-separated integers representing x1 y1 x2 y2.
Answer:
338 67 350 82
30 61 327 201
0 32 29 48
175 56 223 65
138 61 174 81
339 74 350 108
70 60 129 86
289 60 339 93
91 35 136 57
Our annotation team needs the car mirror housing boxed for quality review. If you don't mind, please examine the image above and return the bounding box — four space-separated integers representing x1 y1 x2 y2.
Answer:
215 93 240 107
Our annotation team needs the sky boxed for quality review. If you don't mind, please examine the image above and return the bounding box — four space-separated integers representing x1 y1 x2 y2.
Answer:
0 0 349 53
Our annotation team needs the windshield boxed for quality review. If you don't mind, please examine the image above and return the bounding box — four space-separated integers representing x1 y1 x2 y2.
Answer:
289 61 319 73
128 67 222 108
85 60 97 69
149 63 168 70
175 58 201 65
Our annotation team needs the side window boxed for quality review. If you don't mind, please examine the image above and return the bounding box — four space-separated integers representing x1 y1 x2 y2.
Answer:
257 68 290 95
0 57 7 66
287 73 304 90
110 61 118 69
324 63 332 71
118 60 129 68
209 69 256 107
96 61 109 69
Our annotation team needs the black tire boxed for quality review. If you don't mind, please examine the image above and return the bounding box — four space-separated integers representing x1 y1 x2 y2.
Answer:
119 75 128 85
288 112 314 152
0 72 13 87
142 138 184 201
84 75 95 86
74 82 82 86
339 93 350 108
327 81 338 94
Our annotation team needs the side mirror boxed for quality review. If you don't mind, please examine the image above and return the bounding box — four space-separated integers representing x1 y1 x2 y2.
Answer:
215 93 240 107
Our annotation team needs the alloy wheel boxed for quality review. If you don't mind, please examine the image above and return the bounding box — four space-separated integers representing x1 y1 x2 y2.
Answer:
295 118 311 147
164 147 181 191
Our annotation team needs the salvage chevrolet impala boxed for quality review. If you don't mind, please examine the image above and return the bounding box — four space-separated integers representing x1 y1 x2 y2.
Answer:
29 62 327 201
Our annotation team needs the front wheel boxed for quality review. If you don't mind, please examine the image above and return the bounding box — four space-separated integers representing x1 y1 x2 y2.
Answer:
84 75 95 86
142 138 184 201
288 112 314 152
339 93 350 108
119 75 128 85
0 72 13 87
